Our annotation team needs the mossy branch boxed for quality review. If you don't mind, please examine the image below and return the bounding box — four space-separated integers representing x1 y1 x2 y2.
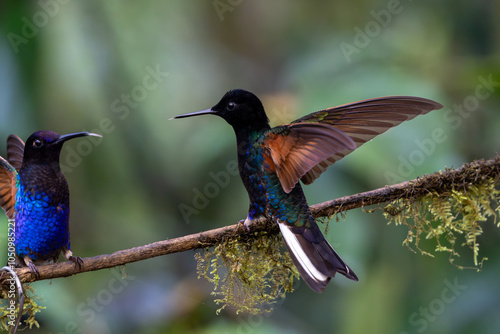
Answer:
311 156 500 217
0 156 499 287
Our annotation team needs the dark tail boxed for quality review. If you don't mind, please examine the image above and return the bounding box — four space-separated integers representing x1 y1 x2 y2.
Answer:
278 221 358 293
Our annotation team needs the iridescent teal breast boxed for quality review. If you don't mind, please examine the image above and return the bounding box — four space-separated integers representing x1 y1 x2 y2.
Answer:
241 139 314 229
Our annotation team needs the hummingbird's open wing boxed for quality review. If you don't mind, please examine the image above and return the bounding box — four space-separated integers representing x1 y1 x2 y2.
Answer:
291 96 443 185
7 134 25 171
0 135 24 219
260 123 356 193
0 156 17 220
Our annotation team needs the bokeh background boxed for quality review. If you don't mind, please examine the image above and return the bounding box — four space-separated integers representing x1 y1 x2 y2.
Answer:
1 1 499 333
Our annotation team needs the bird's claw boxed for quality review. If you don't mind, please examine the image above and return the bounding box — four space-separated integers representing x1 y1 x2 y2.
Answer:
27 262 40 279
63 247 83 270
238 219 251 232
243 217 253 232
68 256 83 270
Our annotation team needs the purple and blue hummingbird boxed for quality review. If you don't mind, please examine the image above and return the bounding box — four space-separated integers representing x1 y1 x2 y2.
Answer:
0 130 100 277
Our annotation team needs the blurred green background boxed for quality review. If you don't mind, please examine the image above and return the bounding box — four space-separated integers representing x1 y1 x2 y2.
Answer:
1 1 499 333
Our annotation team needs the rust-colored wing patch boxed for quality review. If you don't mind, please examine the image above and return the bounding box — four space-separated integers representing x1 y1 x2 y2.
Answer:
262 123 356 193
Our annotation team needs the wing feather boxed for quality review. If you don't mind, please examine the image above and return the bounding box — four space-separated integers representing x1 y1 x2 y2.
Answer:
261 123 356 193
260 96 442 191
0 135 24 219
0 156 17 219
7 134 25 171
292 96 443 184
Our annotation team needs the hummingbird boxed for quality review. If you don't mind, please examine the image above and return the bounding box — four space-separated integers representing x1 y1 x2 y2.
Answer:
174 89 442 293
0 131 101 278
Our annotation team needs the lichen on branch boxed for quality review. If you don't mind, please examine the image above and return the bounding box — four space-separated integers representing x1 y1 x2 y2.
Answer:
383 165 500 268
195 230 298 314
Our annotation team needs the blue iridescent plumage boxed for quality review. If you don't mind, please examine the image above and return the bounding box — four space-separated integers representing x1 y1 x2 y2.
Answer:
14 179 70 261
174 89 442 292
0 130 101 277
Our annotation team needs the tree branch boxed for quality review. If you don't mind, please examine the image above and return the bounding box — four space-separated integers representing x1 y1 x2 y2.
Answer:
2 157 499 285
311 156 500 217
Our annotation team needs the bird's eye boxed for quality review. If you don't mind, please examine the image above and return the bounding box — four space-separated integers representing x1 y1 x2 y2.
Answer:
227 102 235 111
33 139 43 148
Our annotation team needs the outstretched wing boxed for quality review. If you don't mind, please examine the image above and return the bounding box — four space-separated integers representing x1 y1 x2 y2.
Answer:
7 134 25 171
0 156 17 219
260 123 356 193
291 96 443 185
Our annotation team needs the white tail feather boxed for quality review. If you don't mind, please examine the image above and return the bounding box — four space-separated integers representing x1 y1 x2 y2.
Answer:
278 222 329 285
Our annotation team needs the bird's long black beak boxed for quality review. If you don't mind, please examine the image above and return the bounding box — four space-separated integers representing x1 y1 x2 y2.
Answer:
170 109 216 120
55 132 102 144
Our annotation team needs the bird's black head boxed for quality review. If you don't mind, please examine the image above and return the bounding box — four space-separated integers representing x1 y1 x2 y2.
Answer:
22 130 101 167
174 89 270 131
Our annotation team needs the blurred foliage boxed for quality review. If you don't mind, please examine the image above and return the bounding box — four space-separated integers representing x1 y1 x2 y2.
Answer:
0 0 499 333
